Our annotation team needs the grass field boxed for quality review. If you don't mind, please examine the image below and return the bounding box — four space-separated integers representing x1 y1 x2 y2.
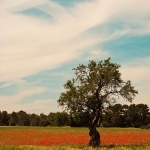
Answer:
0 127 150 150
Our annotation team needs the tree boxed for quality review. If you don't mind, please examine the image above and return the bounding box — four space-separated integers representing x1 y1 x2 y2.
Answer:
102 106 113 127
127 104 149 127
110 104 122 127
1 111 10 126
121 104 129 127
39 113 49 127
17 110 30 126
102 103 149 128
30 113 40 126
9 111 18 126
0 111 2 126
55 112 69 127
48 112 56 126
58 58 138 147
135 104 149 127
69 111 88 127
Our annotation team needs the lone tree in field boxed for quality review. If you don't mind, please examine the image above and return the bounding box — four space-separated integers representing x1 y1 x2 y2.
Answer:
58 58 138 147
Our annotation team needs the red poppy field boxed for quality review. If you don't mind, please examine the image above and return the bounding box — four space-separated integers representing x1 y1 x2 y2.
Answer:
0 127 150 147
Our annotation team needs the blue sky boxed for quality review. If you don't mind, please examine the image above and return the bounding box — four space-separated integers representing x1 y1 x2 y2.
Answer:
0 0 150 114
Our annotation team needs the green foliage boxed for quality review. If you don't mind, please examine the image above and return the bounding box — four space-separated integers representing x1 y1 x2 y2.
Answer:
39 113 50 127
0 111 2 126
58 58 138 126
30 113 40 126
141 124 150 129
0 110 71 127
17 110 30 126
0 102 149 127
55 112 69 127
9 111 18 126
102 103 150 127
47 112 57 126
1 111 10 126
145 124 150 129
9 118 16 126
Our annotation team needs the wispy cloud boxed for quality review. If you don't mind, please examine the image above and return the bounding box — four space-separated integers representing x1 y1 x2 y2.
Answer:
120 57 150 82
0 98 60 114
1 0 150 82
0 86 61 114
0 0 150 113
0 87 47 104
120 57 150 106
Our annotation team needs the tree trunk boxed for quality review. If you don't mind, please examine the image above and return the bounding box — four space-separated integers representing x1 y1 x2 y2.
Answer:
89 125 100 147
88 87 101 147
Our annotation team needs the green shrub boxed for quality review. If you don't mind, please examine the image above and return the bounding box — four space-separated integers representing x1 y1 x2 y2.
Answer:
141 124 150 129
145 124 150 129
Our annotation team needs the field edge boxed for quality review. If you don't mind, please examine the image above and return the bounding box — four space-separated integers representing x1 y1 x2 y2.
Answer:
0 145 150 150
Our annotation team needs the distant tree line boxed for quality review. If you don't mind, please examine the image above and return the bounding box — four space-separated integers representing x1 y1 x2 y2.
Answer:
102 103 150 128
0 111 69 127
70 103 150 128
0 103 150 128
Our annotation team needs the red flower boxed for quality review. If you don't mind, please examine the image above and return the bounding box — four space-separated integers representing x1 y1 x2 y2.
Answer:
0 129 150 146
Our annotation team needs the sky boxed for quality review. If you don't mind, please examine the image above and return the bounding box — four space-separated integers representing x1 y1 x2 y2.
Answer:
0 0 150 115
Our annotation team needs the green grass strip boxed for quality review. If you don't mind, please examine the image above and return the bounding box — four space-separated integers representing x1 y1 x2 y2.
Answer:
0 145 150 150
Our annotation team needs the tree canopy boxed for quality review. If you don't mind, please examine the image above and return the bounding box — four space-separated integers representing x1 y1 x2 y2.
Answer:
58 58 138 126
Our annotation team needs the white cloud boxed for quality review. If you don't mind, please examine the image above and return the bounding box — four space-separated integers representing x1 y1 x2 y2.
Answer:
133 84 150 105
0 0 150 82
1 99 61 115
0 85 63 114
0 80 63 114
119 57 150 106
0 87 47 105
0 0 150 112
120 57 150 83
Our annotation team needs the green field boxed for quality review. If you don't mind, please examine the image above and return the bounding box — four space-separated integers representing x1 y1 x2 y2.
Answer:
1 145 150 150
